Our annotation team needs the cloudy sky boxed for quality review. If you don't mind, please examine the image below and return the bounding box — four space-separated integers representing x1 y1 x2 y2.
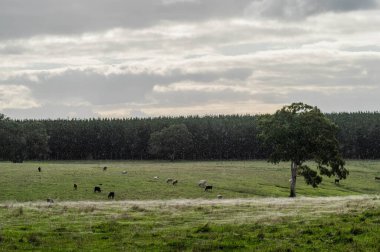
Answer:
1 0 379 119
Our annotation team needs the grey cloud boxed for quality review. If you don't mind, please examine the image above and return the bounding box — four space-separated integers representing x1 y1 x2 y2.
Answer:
0 0 252 39
0 44 27 55
149 88 253 107
247 80 380 113
1 67 254 118
30 70 160 106
246 0 378 20
3 103 98 120
4 67 252 106
262 87 380 113
1 0 379 118
249 55 380 88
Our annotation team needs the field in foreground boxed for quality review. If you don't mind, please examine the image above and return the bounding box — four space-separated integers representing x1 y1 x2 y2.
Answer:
0 160 379 251
0 160 379 201
0 195 379 251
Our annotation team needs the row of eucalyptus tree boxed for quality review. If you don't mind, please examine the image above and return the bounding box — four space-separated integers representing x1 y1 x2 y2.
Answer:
327 112 380 159
41 115 264 161
0 112 379 162
0 115 49 162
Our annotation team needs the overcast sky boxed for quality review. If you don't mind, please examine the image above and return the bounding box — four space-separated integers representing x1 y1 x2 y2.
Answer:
1 0 379 119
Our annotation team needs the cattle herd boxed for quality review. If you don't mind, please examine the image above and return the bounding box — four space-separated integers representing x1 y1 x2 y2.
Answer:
37 165 359 204
37 166 220 203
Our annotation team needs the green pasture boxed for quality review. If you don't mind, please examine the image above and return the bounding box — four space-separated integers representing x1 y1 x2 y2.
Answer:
0 196 379 251
0 160 379 201
0 160 379 251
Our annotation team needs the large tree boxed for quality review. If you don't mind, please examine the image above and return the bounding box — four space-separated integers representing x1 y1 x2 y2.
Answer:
0 115 50 162
22 121 50 160
259 103 348 197
149 124 193 160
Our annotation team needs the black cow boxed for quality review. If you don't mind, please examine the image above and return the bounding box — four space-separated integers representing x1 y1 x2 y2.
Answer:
103 166 107 171
94 186 102 193
74 184 78 190
204 185 213 192
38 167 41 172
108 192 115 199
334 179 340 184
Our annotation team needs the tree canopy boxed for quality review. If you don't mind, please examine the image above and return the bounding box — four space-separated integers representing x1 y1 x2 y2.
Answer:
0 114 49 162
1 111 380 162
259 103 348 197
149 124 193 160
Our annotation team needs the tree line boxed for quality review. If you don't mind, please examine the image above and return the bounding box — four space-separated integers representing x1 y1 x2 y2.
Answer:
1 112 380 162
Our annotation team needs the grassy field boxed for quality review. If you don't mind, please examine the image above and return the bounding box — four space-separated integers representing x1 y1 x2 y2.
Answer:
0 196 379 251
0 160 379 201
0 160 379 251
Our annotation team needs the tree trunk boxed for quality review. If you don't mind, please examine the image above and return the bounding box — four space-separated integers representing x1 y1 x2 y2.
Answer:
290 161 298 197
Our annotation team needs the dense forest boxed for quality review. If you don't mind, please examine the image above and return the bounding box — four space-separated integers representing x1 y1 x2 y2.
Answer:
1 112 380 162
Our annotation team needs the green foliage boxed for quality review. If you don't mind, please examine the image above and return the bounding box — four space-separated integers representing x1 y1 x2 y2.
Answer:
149 124 193 160
1 111 380 161
0 116 26 162
298 165 322 188
0 114 49 162
22 121 49 160
260 103 340 164
259 103 349 196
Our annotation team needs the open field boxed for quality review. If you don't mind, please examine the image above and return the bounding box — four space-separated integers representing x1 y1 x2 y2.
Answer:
0 160 379 251
0 195 379 251
0 160 379 201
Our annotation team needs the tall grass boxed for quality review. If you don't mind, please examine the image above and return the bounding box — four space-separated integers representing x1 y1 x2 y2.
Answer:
0 195 379 251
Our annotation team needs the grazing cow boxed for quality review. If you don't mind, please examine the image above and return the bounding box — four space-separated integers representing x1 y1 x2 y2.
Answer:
103 166 107 171
198 180 207 188
108 192 115 199
166 178 174 183
38 167 41 172
74 184 78 190
204 185 213 192
172 180 178 185
94 186 102 193
334 179 340 184
47 198 54 203
375 177 380 180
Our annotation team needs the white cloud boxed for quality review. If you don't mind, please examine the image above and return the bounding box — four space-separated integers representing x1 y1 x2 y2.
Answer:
245 0 379 20
0 85 40 110
94 101 283 118
153 81 252 93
